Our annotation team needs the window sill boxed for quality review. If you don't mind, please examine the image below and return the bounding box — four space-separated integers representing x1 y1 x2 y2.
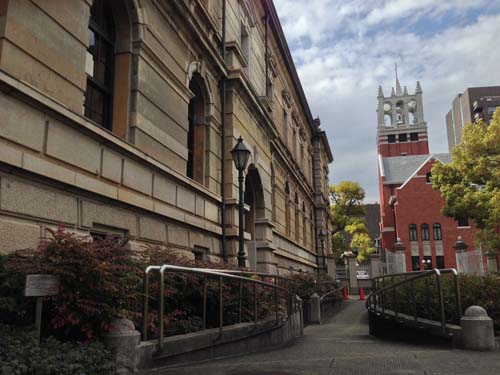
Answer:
457 226 471 229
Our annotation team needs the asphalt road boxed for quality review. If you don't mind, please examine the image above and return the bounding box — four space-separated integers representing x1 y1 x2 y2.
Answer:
145 299 500 375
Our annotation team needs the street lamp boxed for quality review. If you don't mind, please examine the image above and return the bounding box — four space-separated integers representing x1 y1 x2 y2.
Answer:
231 136 251 268
318 228 326 270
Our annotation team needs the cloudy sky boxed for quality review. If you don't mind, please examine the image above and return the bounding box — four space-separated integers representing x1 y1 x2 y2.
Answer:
274 0 500 202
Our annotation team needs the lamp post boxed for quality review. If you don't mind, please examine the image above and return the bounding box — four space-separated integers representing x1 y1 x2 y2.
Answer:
231 136 251 268
318 228 326 271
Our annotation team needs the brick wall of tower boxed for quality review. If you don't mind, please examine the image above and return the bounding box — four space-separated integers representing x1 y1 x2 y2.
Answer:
378 139 429 158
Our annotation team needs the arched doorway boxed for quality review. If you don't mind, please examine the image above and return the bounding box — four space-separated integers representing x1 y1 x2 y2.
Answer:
244 165 265 240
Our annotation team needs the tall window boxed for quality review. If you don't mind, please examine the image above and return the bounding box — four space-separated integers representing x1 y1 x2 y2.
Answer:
85 0 115 130
411 256 420 271
409 224 418 241
436 256 445 269
294 194 299 242
426 173 432 183
421 224 430 241
283 110 288 145
433 223 442 240
271 164 276 222
285 182 290 235
302 203 307 246
187 74 206 185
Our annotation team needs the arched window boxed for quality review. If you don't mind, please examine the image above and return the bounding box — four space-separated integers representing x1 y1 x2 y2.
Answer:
409 224 418 241
187 73 207 185
294 193 300 242
421 224 430 241
85 0 115 130
285 181 290 236
310 211 314 250
271 164 276 222
433 223 442 240
302 202 307 246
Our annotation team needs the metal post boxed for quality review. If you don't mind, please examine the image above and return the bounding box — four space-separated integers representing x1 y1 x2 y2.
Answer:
239 280 243 324
454 273 462 321
436 273 446 334
275 287 279 324
254 282 258 327
35 297 43 344
158 269 165 352
141 271 149 341
219 276 223 337
203 276 207 330
425 276 431 319
237 169 246 267
411 278 417 324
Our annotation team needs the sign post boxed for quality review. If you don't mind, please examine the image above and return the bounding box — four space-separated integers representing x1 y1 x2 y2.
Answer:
24 275 60 343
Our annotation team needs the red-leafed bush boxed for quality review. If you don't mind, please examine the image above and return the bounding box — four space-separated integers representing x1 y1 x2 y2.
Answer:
4 227 141 340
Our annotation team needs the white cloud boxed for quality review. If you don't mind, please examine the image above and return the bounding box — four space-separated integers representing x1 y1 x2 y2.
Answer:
274 0 500 202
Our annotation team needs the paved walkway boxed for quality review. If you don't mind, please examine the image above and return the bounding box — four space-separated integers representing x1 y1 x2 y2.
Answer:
147 299 500 375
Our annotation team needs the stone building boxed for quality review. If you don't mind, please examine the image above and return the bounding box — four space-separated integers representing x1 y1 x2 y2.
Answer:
376 78 476 271
446 86 500 151
0 0 333 275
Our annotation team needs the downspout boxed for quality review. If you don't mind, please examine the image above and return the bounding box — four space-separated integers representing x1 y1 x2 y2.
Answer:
220 0 227 262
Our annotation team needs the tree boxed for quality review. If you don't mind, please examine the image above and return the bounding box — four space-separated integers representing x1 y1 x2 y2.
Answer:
432 109 500 252
329 181 375 262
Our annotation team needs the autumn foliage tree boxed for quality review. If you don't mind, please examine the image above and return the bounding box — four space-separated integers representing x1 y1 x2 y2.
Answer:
329 181 375 262
432 109 500 252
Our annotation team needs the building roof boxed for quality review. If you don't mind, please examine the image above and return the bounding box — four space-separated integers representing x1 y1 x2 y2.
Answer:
381 153 451 184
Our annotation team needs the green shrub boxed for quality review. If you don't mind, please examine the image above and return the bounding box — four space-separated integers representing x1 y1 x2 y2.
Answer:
282 272 338 300
0 324 114 375
376 273 500 330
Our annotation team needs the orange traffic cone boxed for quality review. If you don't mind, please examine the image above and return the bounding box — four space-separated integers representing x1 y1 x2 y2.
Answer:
343 286 348 300
359 287 365 301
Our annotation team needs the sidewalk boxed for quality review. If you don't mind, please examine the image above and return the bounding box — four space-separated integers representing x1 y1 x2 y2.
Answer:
143 300 500 375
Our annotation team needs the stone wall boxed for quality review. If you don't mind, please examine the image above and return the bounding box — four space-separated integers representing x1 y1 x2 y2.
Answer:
0 0 333 272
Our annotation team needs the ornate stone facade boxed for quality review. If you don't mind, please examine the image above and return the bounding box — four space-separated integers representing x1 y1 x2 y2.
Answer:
0 0 333 275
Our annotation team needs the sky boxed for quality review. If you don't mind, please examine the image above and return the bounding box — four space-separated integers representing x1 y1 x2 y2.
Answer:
273 0 500 202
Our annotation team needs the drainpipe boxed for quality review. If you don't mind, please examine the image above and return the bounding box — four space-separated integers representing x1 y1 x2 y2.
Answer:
220 0 227 262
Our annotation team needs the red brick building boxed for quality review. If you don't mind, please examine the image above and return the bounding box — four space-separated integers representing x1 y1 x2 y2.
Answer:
376 79 476 271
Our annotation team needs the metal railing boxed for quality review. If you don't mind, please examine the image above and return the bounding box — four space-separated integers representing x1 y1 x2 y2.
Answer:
142 265 293 353
320 286 344 302
366 269 462 336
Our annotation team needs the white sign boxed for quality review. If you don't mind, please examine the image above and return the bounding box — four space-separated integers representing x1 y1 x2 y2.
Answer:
356 270 370 280
25 275 60 297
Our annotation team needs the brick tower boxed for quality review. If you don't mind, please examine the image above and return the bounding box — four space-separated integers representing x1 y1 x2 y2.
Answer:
377 76 430 257
376 78 429 157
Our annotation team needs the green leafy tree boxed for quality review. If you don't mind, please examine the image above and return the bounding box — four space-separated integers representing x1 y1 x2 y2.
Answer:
329 181 375 262
432 109 500 252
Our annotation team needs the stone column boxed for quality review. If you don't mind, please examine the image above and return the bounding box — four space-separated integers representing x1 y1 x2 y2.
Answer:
326 257 337 279
453 236 468 273
394 238 407 273
486 252 498 274
370 253 381 279
347 255 358 294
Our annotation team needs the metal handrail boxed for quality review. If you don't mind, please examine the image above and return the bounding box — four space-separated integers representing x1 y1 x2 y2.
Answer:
320 286 344 302
366 268 462 335
142 265 293 353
